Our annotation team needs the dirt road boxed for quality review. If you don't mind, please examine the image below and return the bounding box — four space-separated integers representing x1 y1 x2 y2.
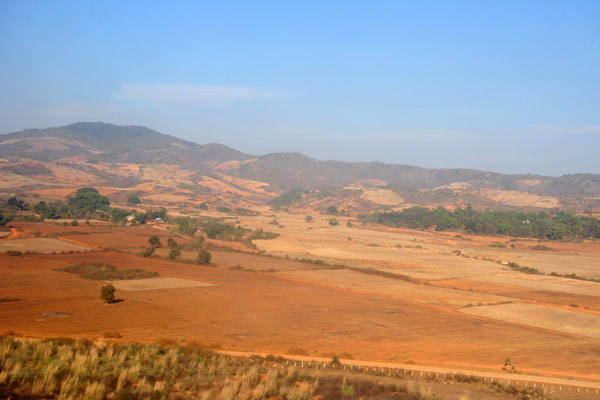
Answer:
219 350 600 393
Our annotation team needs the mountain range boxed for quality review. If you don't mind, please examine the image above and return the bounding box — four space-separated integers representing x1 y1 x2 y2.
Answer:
1 122 599 212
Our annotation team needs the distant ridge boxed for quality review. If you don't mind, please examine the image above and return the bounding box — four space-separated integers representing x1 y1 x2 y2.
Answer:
1 122 600 197
0 122 252 168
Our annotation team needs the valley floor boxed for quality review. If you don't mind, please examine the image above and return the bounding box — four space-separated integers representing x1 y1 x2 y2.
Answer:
1 210 600 387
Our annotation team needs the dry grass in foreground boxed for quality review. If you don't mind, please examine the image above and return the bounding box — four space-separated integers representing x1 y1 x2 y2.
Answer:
0 337 560 400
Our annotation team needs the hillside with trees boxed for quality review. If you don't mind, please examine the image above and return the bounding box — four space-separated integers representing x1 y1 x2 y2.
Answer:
360 206 600 240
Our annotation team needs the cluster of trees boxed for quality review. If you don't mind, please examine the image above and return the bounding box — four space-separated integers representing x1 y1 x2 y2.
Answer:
360 206 600 240
2 187 168 225
1 196 30 225
175 217 245 241
32 188 110 219
145 234 212 265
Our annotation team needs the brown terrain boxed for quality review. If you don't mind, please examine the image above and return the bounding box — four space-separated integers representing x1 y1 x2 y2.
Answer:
1 210 600 385
1 124 600 396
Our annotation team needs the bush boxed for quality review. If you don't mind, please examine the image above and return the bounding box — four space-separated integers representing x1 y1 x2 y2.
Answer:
329 218 339 226
127 195 141 205
148 235 161 248
326 206 338 215
62 263 159 280
70 220 79 226
167 238 178 248
168 249 181 260
103 331 123 338
101 284 115 303
305 215 313 223
139 247 155 257
196 250 211 265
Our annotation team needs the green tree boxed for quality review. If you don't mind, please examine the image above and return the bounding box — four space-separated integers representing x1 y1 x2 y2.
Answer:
6 196 26 210
196 250 211 265
329 218 339 226
148 235 161 248
199 202 208 210
68 187 110 217
167 238 178 248
0 209 11 226
101 284 115 304
305 215 313 223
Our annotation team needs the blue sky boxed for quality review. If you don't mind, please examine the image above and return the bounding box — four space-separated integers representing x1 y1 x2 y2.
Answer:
1 1 599 176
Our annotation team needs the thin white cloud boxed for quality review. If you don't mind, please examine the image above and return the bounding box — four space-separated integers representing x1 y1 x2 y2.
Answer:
117 82 285 107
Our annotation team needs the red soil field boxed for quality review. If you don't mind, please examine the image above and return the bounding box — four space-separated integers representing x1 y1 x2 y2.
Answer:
1 249 599 382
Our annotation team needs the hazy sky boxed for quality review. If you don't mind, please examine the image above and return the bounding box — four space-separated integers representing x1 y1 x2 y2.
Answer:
1 1 599 176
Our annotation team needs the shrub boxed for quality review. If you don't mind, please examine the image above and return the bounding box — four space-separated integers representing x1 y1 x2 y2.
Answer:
70 220 79 226
217 206 232 213
326 206 339 215
530 244 554 251
250 228 279 239
139 247 155 257
148 235 161 248
167 238 178 248
62 263 159 280
196 250 211 265
103 331 123 338
329 218 339 226
305 215 313 223
127 195 141 205
101 284 115 303
168 249 181 260
331 354 340 365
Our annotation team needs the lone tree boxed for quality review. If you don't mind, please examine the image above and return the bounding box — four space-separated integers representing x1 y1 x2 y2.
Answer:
196 250 211 265
148 235 161 248
101 284 115 304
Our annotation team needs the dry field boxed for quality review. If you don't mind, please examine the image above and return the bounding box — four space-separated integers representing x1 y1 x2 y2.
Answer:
0 238 93 253
480 189 561 209
1 208 600 386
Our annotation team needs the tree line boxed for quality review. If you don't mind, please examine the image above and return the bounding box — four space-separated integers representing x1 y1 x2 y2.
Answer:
0 188 168 226
359 206 600 240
